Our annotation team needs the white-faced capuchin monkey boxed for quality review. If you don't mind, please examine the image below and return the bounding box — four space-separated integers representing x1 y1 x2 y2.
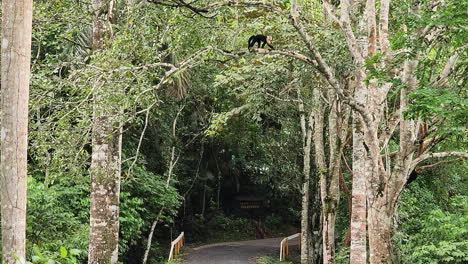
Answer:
248 35 274 50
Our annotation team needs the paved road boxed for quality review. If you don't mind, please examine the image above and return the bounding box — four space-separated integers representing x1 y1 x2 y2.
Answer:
183 237 298 264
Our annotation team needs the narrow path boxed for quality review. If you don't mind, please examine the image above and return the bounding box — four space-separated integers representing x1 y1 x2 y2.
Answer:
183 237 298 264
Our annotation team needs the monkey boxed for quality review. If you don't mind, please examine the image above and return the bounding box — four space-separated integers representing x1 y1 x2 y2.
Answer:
248 35 274 50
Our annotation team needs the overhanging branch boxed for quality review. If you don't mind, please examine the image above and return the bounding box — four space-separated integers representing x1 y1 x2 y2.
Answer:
410 151 468 172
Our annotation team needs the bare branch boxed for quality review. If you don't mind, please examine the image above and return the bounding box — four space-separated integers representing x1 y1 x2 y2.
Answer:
379 0 391 53
323 1 341 25
339 0 362 60
127 103 151 176
379 107 400 149
415 157 464 172
147 0 214 18
211 47 318 65
205 1 281 11
341 152 353 175
410 151 468 172
112 62 176 72
366 0 377 55
290 0 298 18
432 46 466 87
166 104 186 186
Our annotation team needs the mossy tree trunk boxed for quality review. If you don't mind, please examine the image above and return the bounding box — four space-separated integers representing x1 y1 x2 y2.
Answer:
298 91 314 264
314 88 348 264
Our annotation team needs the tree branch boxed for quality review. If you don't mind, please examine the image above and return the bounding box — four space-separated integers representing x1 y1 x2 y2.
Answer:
322 1 341 25
415 157 464 173
410 151 468 172
339 0 362 61
379 0 391 53
432 46 465 88
379 107 401 149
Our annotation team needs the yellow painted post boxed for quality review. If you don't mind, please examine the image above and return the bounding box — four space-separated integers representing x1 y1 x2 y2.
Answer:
282 243 286 260
284 242 287 258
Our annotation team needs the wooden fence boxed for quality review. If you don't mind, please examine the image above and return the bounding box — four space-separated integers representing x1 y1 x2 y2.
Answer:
279 233 301 261
168 232 185 261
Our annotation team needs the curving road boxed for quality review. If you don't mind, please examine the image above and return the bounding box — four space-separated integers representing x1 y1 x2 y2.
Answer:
183 237 298 264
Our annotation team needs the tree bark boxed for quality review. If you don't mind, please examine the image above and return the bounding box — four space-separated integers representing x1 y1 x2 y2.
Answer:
313 88 341 264
88 102 121 264
368 199 395 263
309 176 323 264
299 95 314 264
88 1 120 264
1 0 33 263
350 81 368 263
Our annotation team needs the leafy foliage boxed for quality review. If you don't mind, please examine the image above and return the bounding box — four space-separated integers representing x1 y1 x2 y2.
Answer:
396 163 468 263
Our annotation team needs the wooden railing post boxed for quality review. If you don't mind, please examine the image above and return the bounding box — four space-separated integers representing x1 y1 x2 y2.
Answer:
168 232 185 261
279 233 300 261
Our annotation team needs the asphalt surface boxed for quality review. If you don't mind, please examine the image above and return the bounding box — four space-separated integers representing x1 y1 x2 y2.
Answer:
183 237 298 264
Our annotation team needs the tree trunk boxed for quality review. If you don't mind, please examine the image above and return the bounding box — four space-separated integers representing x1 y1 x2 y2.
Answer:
298 91 314 264
338 169 352 249
300 116 313 264
1 0 33 263
300 166 311 264
313 89 340 264
350 130 367 263
368 199 395 264
350 80 368 263
309 177 323 264
324 96 342 264
88 117 121 264
88 1 120 264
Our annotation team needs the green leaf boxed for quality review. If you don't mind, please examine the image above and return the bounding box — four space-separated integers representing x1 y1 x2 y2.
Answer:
33 247 44 258
69 249 81 256
32 256 42 263
60 246 68 258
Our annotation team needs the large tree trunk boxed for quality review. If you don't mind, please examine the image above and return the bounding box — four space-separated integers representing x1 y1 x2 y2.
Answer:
88 1 120 264
365 59 418 264
368 198 395 263
88 110 121 264
1 0 33 263
349 127 367 263
350 81 368 263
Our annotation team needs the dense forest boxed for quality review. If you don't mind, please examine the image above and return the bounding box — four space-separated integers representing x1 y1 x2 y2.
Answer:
1 0 467 264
